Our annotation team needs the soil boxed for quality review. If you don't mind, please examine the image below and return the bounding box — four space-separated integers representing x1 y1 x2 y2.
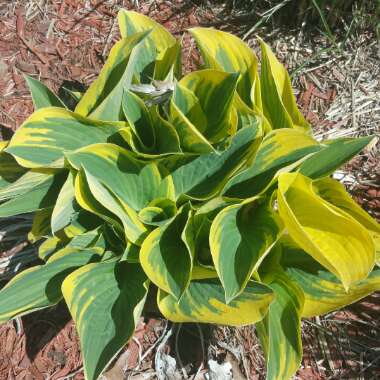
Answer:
0 1 379 379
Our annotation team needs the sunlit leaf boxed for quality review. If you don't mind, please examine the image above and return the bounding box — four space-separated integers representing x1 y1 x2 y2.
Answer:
67 143 174 211
140 204 192 298
223 128 321 198
174 70 239 143
280 238 380 317
256 271 304 380
122 90 155 150
51 171 78 234
158 267 274 326
210 199 283 301
118 10 179 80
63 261 148 380
164 125 261 200
277 172 375 290
75 33 149 120
299 136 374 179
259 39 310 132
0 248 100 323
24 74 66 110
189 27 261 108
6 107 122 168
0 171 66 218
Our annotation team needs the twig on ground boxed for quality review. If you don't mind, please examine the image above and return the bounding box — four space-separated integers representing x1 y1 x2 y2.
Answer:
174 324 188 378
56 366 84 380
358 354 380 376
13 317 23 336
18 34 49 64
131 320 169 373
351 78 357 129
192 362 203 380
315 317 335 375
102 16 117 58
154 324 178 380
132 337 143 371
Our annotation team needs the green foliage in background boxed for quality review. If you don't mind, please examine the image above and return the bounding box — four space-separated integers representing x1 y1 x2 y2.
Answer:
0 10 379 380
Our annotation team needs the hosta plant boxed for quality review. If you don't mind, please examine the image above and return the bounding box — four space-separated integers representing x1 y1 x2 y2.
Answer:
0 10 379 380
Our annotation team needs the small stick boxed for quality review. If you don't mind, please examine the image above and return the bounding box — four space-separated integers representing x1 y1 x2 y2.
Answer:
32 0 45 17
56 366 84 380
18 34 49 64
13 317 23 336
0 108 16 122
102 17 117 58
131 320 169 372
154 325 174 378
315 316 335 376
351 78 357 130
132 337 143 369
174 324 188 378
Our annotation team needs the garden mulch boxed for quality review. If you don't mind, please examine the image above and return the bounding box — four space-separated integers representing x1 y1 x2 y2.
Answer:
0 1 379 379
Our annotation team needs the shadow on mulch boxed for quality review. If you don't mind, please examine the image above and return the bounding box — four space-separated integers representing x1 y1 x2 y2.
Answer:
0 303 83 380
301 293 380 380
22 303 72 362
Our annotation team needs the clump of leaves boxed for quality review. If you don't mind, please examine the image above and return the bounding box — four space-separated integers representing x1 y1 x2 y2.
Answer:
0 10 379 380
